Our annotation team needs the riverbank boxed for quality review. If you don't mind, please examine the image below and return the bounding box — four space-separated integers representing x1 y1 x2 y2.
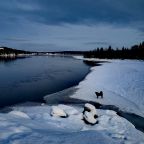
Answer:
71 56 144 117
44 56 144 134
0 56 144 143
44 86 144 133
44 56 144 132
0 98 144 143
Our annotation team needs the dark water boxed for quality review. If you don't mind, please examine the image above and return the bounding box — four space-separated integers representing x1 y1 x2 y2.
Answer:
0 56 90 107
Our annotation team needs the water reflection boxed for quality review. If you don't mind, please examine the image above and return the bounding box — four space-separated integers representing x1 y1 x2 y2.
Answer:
0 56 90 107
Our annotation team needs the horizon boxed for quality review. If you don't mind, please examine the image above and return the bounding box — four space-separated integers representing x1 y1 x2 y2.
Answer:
0 0 144 52
0 41 144 53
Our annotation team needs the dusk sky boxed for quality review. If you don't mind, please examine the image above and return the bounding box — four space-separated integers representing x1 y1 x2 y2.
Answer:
0 0 144 51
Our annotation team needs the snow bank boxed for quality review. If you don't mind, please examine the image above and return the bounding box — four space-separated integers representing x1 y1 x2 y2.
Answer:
83 103 98 124
84 103 97 115
58 104 79 115
9 110 30 119
51 106 68 118
83 111 97 124
0 105 144 144
72 56 144 117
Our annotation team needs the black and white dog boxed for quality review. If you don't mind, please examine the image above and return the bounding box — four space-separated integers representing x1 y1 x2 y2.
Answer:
95 91 103 99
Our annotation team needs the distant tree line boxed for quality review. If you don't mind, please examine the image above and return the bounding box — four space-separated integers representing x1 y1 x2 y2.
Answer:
0 47 31 55
84 42 144 60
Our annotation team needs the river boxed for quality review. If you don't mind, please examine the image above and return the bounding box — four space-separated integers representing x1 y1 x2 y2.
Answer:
0 56 90 107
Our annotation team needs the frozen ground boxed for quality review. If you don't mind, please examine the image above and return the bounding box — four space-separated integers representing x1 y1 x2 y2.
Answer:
0 104 144 144
72 56 144 117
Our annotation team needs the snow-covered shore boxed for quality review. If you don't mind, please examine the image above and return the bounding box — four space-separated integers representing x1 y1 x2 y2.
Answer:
0 56 144 143
0 104 144 144
72 56 144 117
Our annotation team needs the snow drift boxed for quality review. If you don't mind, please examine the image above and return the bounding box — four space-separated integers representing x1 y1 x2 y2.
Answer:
72 56 144 117
0 105 144 144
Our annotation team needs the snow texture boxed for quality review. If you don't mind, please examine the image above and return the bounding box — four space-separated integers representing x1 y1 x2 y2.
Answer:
51 106 68 117
0 105 144 144
84 103 97 115
9 111 30 119
83 111 97 124
73 56 144 117
83 103 98 124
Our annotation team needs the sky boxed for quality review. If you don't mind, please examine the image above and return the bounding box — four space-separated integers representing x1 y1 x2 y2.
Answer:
0 0 144 51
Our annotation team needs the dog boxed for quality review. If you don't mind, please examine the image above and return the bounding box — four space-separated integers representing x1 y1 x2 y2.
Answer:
95 91 103 99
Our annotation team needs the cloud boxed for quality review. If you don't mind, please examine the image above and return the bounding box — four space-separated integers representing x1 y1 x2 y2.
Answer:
1 24 143 51
85 42 110 46
0 0 144 51
0 0 144 27
17 3 40 11
3 37 30 42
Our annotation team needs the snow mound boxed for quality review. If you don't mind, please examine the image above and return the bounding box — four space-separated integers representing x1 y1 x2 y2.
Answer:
83 111 97 124
84 103 97 115
83 103 98 124
51 106 68 118
0 105 144 144
9 110 30 119
58 104 79 115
